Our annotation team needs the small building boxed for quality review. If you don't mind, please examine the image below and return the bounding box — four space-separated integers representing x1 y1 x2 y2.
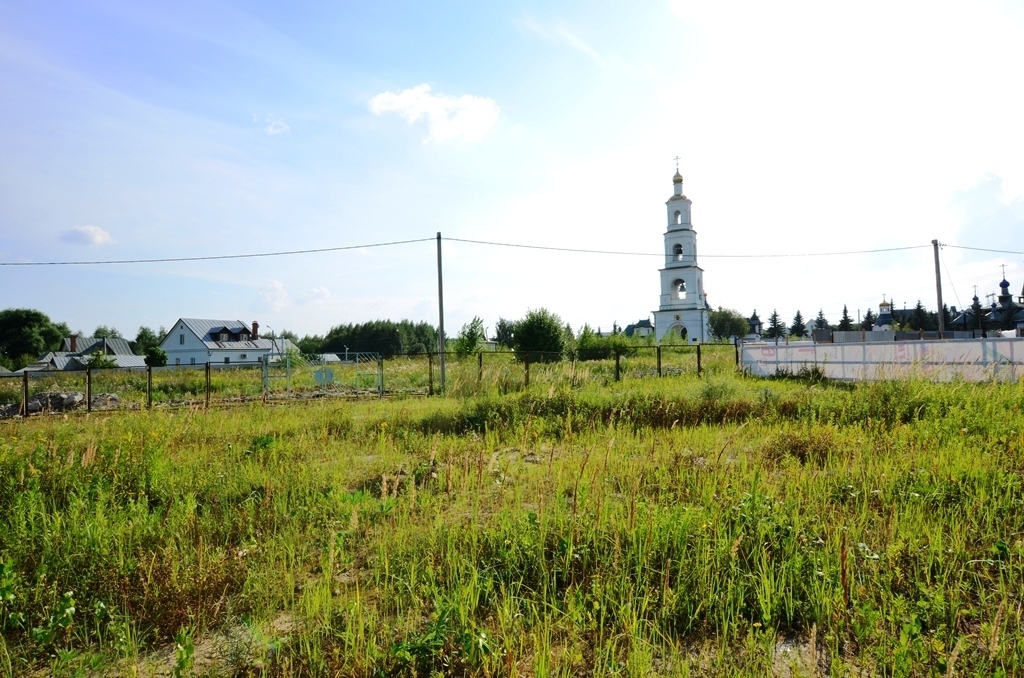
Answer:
744 310 763 340
988 278 1024 333
624 319 654 338
159 319 296 366
20 334 145 372
874 299 894 331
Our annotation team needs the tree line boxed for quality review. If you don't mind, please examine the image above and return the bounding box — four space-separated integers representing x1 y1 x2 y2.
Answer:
710 301 958 341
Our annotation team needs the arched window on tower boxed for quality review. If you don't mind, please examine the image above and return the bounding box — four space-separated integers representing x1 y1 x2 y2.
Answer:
672 244 683 261
674 210 681 225
673 279 686 300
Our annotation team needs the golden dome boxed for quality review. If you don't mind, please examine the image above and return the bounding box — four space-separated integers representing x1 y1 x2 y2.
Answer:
673 171 683 184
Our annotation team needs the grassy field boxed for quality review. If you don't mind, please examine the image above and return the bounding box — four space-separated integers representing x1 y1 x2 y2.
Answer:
0 367 1022 676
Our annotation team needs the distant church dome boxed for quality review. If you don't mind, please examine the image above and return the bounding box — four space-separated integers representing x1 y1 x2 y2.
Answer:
1000 279 1010 289
673 171 683 184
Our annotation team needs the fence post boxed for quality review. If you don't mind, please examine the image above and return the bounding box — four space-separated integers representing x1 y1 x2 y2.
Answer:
734 339 740 367
524 358 530 388
262 358 269 402
614 349 621 382
697 343 703 377
205 362 211 408
656 346 662 377
147 365 153 409
428 352 434 396
22 371 29 417
378 357 384 398
86 367 92 413
478 352 483 382
286 353 291 397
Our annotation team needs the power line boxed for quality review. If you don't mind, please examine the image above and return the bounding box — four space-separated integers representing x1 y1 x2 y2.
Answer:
939 248 963 311
446 237 930 258
0 238 435 266
942 244 1024 256
3 236 1017 268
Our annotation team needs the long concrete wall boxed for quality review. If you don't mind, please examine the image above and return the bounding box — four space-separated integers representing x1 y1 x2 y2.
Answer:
741 338 1024 382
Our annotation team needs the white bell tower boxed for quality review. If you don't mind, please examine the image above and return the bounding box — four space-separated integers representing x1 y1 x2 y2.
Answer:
653 164 712 342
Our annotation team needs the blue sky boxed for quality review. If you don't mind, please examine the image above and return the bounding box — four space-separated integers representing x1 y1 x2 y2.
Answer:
2 0 1024 339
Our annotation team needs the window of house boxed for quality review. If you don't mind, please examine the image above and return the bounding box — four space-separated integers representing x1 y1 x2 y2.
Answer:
224 357 230 364
240 354 247 360
179 334 184 344
190 358 196 365
220 332 229 342
175 358 180 366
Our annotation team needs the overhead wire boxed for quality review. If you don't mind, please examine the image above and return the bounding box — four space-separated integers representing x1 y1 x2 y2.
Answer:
446 237 930 258
0 235 1019 267
942 244 1024 256
939 246 963 311
0 238 436 266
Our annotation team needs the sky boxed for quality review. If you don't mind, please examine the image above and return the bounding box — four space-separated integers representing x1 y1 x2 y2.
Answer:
2 0 1024 340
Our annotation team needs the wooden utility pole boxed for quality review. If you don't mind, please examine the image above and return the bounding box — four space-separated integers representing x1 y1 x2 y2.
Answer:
436 232 446 392
932 239 945 338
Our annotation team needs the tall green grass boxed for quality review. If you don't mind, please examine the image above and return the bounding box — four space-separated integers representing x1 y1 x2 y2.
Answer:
0 370 1021 675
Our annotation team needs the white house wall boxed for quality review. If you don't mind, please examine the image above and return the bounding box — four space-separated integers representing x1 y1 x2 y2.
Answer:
160 320 271 366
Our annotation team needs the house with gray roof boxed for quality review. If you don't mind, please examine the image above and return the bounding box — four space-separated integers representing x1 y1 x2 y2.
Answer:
20 334 145 372
159 318 297 367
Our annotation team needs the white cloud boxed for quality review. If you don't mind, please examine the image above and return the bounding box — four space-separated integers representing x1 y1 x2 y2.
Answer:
257 280 289 312
59 225 113 246
264 116 290 135
517 16 607 70
300 286 331 304
369 84 499 143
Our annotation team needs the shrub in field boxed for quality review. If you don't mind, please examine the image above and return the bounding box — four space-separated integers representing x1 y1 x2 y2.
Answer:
452 316 484 358
513 308 566 362
145 346 168 367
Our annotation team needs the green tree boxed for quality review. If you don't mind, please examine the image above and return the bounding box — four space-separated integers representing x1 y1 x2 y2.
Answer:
297 335 324 356
838 305 854 331
493 318 516 349
131 326 162 354
575 324 609 360
813 309 830 331
86 351 118 369
860 308 877 331
513 308 566 362
709 307 750 340
764 310 786 339
789 310 807 338
909 300 931 331
319 320 437 357
93 325 122 338
144 346 168 367
0 308 69 370
453 316 485 358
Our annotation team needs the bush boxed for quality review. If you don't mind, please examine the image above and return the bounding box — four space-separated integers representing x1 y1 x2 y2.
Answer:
513 309 566 362
573 325 639 361
453 317 484 358
85 351 118 369
145 346 168 367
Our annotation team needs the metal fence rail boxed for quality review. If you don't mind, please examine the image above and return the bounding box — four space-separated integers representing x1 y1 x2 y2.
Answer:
0 343 740 418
